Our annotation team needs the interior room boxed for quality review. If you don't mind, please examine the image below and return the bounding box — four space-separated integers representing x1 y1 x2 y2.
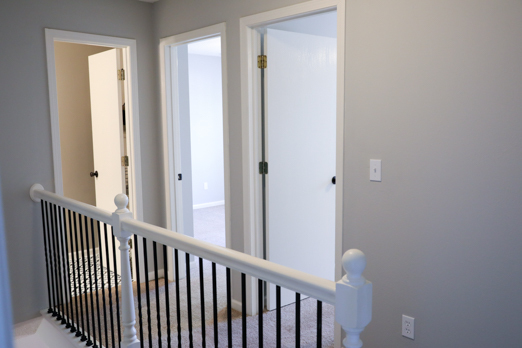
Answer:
1 0 522 347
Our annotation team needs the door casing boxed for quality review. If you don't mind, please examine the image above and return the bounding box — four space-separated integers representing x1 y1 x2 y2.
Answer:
240 0 346 333
45 29 144 280
159 23 231 283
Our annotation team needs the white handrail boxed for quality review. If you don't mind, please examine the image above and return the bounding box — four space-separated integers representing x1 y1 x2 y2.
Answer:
30 185 372 348
29 184 113 224
122 218 337 305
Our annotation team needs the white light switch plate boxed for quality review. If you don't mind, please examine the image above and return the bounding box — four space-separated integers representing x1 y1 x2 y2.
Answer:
370 159 382 182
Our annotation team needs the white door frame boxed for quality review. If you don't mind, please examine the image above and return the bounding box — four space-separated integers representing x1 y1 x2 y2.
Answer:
45 29 144 282
159 23 231 278
45 29 143 221
240 0 346 320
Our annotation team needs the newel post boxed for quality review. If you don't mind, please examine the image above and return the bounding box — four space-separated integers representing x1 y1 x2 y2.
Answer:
335 249 372 348
112 194 140 348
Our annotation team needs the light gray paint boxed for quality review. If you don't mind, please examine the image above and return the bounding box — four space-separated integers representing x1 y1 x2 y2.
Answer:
188 53 225 207
1 1 521 346
153 0 522 347
0 0 160 323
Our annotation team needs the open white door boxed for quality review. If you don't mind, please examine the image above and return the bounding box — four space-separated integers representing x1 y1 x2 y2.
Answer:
265 28 337 309
88 49 125 277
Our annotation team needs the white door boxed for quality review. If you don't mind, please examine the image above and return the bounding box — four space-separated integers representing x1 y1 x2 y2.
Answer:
265 28 337 309
88 49 125 277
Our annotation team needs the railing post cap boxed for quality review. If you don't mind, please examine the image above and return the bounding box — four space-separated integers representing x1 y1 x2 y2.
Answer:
115 193 129 213
342 249 366 279
30 183 44 203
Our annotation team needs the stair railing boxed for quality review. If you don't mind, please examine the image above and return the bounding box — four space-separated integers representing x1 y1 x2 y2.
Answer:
30 184 372 348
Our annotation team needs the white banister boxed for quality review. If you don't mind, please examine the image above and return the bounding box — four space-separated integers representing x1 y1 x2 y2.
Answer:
29 183 113 224
29 185 372 346
335 249 373 348
112 194 140 348
122 218 337 304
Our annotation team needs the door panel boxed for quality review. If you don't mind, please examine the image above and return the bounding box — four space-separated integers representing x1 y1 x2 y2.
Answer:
265 28 337 309
88 49 125 276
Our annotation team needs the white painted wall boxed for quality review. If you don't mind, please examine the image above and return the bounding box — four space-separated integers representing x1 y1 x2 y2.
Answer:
187 53 225 207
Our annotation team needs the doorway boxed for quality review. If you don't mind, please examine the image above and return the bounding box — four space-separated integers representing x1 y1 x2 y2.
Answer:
261 10 338 309
45 29 144 286
160 23 231 281
240 0 346 317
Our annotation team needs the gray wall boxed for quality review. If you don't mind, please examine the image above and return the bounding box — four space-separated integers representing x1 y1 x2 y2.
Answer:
0 0 161 323
188 54 225 207
154 0 522 347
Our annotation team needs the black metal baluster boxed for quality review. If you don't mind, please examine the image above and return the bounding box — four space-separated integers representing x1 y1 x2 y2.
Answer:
111 231 122 348
60 208 72 329
186 253 194 348
199 258 206 348
51 204 64 321
104 225 116 348
85 216 95 346
174 249 182 348
258 279 263 348
79 214 89 342
295 293 301 348
57 207 68 325
226 268 232 348
67 209 78 334
242 273 247 348
163 245 171 348
97 222 108 348
90 218 101 348
142 238 152 348
75 213 86 340
153 242 162 348
276 286 281 348
47 202 58 317
316 301 322 348
41 201 53 314
212 262 218 348
134 234 144 347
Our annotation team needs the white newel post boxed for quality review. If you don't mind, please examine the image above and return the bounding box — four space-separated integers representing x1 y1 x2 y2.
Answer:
112 194 140 348
335 249 372 348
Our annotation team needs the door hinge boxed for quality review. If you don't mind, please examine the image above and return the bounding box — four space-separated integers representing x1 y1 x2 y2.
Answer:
118 68 125 81
257 55 267 69
121 155 129 167
258 161 268 174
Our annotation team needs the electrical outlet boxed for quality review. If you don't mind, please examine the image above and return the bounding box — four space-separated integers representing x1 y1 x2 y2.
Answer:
402 315 415 339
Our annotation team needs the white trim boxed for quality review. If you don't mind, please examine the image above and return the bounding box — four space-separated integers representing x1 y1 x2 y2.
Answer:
44 29 143 222
123 218 337 304
240 0 346 339
159 23 231 281
193 200 224 210
147 269 165 280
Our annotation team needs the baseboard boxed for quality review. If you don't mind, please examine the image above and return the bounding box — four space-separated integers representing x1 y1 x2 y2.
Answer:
193 200 224 210
147 269 165 280
38 309 102 348
232 299 242 313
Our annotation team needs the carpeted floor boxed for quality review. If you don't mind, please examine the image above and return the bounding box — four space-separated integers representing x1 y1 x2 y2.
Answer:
66 206 334 347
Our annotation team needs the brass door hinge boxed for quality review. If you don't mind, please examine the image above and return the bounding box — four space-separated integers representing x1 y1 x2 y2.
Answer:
121 155 129 167
117 68 125 81
257 55 267 69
